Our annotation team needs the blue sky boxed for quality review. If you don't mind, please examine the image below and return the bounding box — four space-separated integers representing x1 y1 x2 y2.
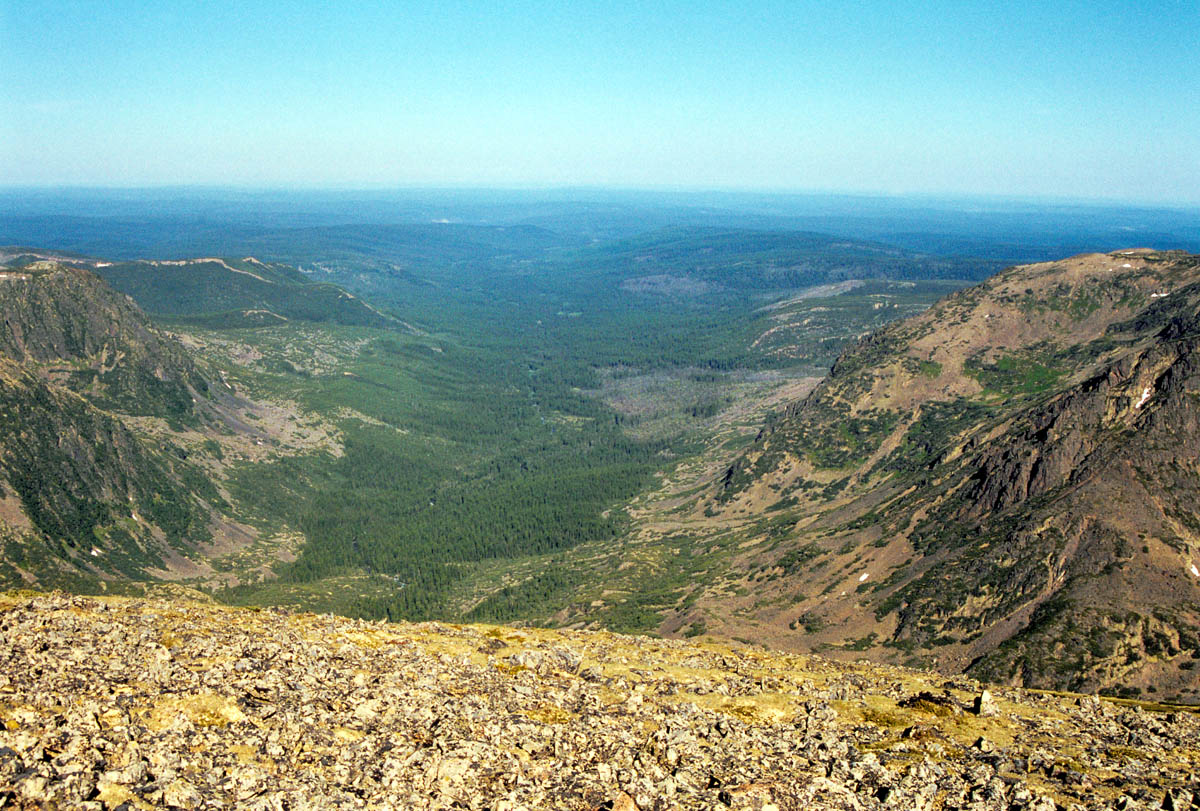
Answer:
2 0 1198 203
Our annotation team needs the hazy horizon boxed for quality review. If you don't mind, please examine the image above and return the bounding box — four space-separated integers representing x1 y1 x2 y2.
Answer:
4 1 1199 205
3 183 1199 212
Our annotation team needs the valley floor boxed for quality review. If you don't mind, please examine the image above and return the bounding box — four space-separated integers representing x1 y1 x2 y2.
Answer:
1 592 1195 810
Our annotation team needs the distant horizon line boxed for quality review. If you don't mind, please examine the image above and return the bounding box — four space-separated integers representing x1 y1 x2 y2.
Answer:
3 182 1198 211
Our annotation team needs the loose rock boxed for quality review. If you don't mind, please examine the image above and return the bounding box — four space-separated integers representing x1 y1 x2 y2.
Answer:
0 593 1194 810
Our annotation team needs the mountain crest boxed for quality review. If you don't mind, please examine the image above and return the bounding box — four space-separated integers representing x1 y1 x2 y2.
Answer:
0 261 207 418
699 250 1200 700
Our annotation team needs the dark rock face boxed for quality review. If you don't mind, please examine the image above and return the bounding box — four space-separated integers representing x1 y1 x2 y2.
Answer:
957 324 1200 522
0 262 208 418
0 263 222 584
900 304 1200 692
0 358 210 576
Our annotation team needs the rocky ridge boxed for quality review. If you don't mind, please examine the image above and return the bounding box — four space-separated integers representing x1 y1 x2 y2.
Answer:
669 251 1200 699
2 592 1198 810
0 261 337 591
0 261 208 418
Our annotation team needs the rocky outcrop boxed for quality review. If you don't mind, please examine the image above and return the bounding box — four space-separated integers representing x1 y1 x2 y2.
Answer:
890 291 1200 692
0 262 248 586
3 592 1197 810
0 261 208 418
699 251 1200 698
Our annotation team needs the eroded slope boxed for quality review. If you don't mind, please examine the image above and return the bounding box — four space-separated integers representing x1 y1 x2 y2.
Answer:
699 251 1200 699
0 262 338 590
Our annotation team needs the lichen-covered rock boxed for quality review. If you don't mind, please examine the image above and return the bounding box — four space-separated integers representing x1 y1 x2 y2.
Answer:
974 689 1000 717
0 592 1195 809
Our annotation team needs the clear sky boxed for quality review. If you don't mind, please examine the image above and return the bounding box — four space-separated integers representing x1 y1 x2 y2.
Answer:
2 0 1198 203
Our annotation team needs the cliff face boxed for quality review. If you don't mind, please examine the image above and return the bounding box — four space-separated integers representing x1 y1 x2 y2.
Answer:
0 261 207 418
0 263 224 586
704 251 1200 699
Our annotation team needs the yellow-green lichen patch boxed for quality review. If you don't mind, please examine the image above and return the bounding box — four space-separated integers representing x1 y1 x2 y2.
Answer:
142 692 247 731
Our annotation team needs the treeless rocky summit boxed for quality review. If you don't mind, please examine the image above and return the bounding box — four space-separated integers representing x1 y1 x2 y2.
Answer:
1 592 1196 809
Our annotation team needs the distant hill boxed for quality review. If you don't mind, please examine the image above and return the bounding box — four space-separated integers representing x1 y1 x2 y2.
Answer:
570 227 1002 297
0 249 399 329
693 250 1200 701
0 218 573 272
5 188 1197 262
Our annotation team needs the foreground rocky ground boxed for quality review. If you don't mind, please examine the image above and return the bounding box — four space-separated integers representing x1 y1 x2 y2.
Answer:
0 593 1197 809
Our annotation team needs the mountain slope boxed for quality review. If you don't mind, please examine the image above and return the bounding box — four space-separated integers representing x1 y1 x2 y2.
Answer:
0 262 326 589
700 250 1200 700
0 249 398 329
0 260 208 417
0 354 217 582
94 256 399 328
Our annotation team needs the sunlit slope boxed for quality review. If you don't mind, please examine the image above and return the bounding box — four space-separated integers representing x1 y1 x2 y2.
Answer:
0 249 399 329
93 257 399 328
696 250 1200 700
